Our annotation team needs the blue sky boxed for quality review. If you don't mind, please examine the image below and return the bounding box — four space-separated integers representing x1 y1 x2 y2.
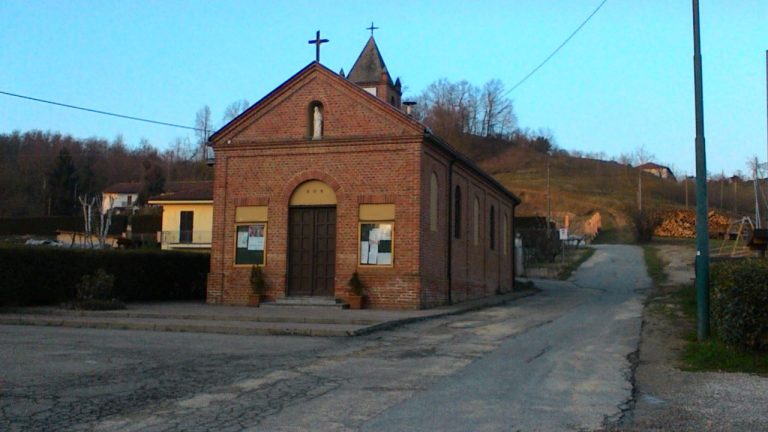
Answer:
1 0 766 176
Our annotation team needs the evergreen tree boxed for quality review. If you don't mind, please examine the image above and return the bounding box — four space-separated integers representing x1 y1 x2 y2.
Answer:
46 147 79 215
138 158 165 204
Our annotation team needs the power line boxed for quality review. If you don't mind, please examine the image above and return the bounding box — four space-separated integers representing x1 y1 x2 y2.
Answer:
0 90 209 133
505 0 608 96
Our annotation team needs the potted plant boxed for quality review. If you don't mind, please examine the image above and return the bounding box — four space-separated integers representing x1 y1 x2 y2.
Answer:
248 265 266 307
347 271 366 309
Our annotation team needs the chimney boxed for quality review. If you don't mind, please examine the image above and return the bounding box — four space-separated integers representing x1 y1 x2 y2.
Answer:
403 101 416 117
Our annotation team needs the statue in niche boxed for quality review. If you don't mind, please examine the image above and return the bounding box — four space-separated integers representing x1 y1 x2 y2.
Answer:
312 105 323 140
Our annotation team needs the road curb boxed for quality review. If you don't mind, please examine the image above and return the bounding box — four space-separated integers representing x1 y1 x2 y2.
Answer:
0 289 538 338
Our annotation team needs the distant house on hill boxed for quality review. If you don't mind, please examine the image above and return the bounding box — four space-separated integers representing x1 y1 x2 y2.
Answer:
102 182 141 214
147 181 213 251
637 162 675 180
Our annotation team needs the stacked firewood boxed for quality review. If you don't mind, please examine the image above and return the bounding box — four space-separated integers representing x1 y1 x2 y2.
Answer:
654 210 729 238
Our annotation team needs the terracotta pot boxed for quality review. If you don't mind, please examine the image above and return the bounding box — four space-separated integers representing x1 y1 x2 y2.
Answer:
347 294 364 310
248 293 262 307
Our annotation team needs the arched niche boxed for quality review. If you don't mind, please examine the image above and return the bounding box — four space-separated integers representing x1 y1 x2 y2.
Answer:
308 101 324 140
289 180 337 206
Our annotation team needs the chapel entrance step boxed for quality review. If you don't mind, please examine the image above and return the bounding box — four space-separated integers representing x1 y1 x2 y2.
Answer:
263 296 348 309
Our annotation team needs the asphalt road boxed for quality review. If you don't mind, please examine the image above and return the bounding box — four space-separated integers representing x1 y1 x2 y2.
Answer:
1 244 649 431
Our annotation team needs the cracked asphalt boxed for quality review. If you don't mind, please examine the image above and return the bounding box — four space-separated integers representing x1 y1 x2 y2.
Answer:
1 244 648 431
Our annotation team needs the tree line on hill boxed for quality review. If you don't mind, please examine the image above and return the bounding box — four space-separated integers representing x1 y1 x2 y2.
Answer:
0 130 211 217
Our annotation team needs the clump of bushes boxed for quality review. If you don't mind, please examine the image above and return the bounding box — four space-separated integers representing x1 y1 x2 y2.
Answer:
347 271 365 296
711 259 768 352
250 265 266 296
68 268 125 310
624 205 662 243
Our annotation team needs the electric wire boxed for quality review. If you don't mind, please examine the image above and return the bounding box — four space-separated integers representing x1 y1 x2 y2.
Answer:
1 2 608 130
0 90 209 133
505 0 608 96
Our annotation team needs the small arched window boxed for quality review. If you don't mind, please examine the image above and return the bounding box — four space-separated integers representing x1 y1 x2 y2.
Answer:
503 213 509 255
489 206 496 250
308 101 324 139
454 186 461 238
429 173 438 232
473 197 480 246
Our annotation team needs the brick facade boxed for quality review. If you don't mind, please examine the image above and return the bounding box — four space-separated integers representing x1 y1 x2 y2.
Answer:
207 52 519 310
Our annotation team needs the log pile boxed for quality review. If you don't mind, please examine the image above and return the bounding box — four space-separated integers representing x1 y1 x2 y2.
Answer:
654 210 730 238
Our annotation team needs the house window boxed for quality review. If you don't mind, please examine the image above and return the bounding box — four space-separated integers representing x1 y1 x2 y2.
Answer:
179 211 193 244
489 206 496 251
235 206 268 266
429 173 438 232
473 197 479 246
359 204 394 266
127 195 132 206
454 186 461 239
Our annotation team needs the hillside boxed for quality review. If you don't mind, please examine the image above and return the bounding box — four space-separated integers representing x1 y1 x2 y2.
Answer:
476 146 760 239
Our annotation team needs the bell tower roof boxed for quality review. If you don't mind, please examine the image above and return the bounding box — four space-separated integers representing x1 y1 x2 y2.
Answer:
348 36 394 86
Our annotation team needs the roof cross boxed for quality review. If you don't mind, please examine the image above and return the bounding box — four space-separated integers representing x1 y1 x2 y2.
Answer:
367 22 379 37
308 30 329 62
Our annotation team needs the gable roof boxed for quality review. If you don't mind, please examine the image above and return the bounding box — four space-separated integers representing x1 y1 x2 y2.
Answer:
209 61 422 144
147 181 213 203
637 162 670 171
347 36 393 86
103 182 141 194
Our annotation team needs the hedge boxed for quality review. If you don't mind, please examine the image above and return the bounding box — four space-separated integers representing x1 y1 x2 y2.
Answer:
711 258 768 352
0 246 208 306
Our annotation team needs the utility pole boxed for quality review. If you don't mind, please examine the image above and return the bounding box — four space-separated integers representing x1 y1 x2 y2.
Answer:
754 158 762 229
720 170 724 210
546 151 552 237
685 175 689 210
692 0 710 341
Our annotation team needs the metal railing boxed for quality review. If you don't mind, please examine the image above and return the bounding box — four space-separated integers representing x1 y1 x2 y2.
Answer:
160 230 212 246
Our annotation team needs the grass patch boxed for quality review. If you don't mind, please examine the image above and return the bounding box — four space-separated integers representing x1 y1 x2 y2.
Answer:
671 282 697 319
642 245 668 286
557 247 595 280
669 283 768 375
681 338 768 374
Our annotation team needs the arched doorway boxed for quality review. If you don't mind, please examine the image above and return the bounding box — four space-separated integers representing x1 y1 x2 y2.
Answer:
287 180 337 297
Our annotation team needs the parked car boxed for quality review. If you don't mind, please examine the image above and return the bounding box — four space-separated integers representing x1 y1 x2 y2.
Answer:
24 239 63 247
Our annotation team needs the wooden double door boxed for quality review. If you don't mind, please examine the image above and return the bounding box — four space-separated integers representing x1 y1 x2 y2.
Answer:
287 206 336 297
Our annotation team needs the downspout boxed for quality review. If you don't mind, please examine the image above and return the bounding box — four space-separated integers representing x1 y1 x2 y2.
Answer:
511 203 516 291
447 158 456 305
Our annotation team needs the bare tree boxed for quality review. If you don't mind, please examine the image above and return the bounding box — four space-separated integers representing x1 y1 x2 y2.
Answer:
78 194 97 248
480 79 516 137
222 99 250 124
632 145 656 166
195 105 212 161
97 195 114 249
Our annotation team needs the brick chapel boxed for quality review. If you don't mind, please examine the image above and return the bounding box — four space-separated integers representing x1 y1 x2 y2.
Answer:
206 35 521 309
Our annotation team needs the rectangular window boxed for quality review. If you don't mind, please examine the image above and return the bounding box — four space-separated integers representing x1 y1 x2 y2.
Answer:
359 204 395 266
235 223 267 265
235 206 268 266
179 211 194 244
359 223 393 266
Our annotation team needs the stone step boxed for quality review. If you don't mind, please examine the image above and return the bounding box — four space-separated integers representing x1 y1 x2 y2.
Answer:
264 296 348 308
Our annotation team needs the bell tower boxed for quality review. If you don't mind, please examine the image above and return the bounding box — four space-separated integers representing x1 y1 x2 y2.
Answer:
347 35 402 108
